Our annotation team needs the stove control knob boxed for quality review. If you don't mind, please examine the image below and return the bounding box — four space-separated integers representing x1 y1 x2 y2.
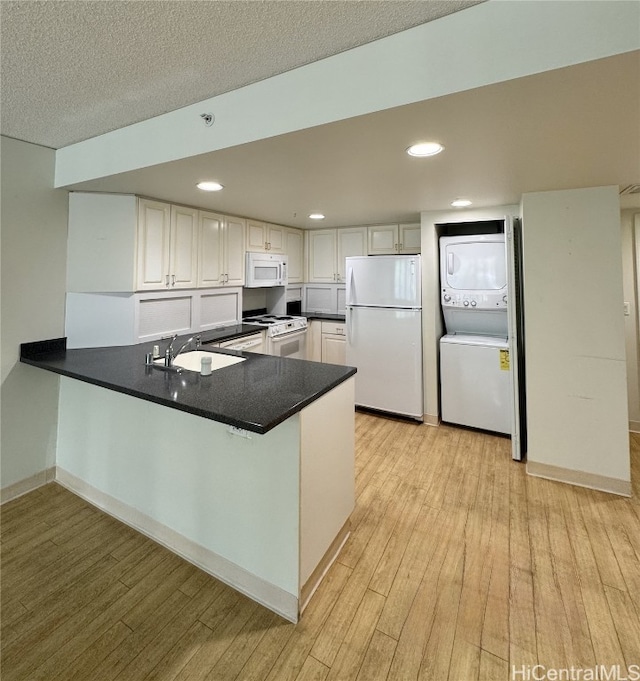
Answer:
470 300 477 307
463 300 469 307
503 295 508 303
443 294 451 302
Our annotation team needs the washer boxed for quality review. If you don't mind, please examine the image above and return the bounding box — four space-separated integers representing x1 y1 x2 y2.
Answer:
440 334 512 435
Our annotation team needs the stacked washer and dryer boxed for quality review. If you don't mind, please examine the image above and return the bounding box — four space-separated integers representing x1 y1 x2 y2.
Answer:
439 233 513 435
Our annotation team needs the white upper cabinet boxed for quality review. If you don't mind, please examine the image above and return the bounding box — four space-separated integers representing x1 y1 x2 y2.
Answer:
336 228 368 280
399 223 421 254
307 229 337 282
137 201 198 290
247 219 267 252
306 227 367 283
198 211 246 288
136 199 171 290
367 223 421 255
198 211 224 287
169 205 199 288
265 223 285 253
284 228 304 283
225 216 247 287
247 220 285 253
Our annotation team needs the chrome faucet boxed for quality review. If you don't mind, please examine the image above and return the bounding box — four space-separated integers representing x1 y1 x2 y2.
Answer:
165 334 200 367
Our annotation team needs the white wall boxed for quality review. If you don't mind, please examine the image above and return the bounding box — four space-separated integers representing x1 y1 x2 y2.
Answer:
621 209 640 431
522 186 630 495
1 137 68 495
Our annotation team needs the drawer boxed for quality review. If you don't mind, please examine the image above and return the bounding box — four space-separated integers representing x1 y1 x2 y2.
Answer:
321 321 345 336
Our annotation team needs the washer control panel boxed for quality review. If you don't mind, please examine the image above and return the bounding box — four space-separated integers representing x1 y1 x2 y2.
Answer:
441 290 507 309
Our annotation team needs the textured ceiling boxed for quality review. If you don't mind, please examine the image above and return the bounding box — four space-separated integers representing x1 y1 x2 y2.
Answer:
0 0 482 149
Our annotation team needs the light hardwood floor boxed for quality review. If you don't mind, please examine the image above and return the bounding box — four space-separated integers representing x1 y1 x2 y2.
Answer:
2 414 639 681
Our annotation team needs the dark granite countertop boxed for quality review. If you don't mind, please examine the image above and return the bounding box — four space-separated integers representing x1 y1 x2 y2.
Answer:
20 333 356 435
197 324 266 344
303 312 346 323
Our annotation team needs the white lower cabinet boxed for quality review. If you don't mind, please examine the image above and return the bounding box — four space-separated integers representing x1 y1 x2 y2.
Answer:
321 322 346 365
307 320 346 365
307 321 322 362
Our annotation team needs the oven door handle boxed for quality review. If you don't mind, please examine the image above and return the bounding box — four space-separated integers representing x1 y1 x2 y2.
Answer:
271 328 307 341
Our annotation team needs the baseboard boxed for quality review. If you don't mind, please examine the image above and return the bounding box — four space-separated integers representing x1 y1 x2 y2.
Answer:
299 520 350 615
55 467 300 622
0 467 56 505
526 460 631 497
630 420 640 433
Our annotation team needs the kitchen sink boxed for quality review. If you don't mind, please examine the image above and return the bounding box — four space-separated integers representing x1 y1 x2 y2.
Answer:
155 351 246 373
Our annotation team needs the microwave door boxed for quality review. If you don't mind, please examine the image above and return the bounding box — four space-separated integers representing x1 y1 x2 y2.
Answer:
256 264 279 284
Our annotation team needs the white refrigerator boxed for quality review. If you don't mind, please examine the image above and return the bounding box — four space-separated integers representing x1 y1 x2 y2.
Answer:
345 255 423 420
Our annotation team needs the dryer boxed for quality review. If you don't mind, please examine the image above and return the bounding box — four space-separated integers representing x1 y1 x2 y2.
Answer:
439 233 508 336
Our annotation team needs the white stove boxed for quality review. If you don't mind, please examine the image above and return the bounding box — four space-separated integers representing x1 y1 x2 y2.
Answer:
243 314 307 338
242 314 308 359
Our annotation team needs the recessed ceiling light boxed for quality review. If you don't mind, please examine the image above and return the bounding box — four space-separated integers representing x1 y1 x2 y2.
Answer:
309 213 325 220
406 142 444 157
451 198 472 207
196 181 224 191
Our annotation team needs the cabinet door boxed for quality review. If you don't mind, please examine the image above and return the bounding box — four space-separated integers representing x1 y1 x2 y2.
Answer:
304 285 335 313
336 227 367 281
266 224 285 253
285 228 304 283
321 334 346 365
399 223 421 254
367 224 398 255
247 220 267 252
307 229 337 282
198 211 225 287
307 320 322 362
170 205 199 288
224 216 246 287
136 199 171 290
336 286 346 314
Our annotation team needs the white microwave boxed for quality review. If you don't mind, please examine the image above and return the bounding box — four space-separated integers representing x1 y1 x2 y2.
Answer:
245 252 288 288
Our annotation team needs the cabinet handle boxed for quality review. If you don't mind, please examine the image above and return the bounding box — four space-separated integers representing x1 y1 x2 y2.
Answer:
165 274 170 288
225 273 229 283
171 274 176 287
399 243 403 251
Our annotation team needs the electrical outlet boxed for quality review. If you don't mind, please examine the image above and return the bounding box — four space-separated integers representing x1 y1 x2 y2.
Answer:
624 302 631 316
227 425 252 439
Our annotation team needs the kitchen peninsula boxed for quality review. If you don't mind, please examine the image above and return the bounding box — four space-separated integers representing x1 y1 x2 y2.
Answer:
21 334 356 622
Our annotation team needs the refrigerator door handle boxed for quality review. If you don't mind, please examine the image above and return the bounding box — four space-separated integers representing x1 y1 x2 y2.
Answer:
346 266 354 305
